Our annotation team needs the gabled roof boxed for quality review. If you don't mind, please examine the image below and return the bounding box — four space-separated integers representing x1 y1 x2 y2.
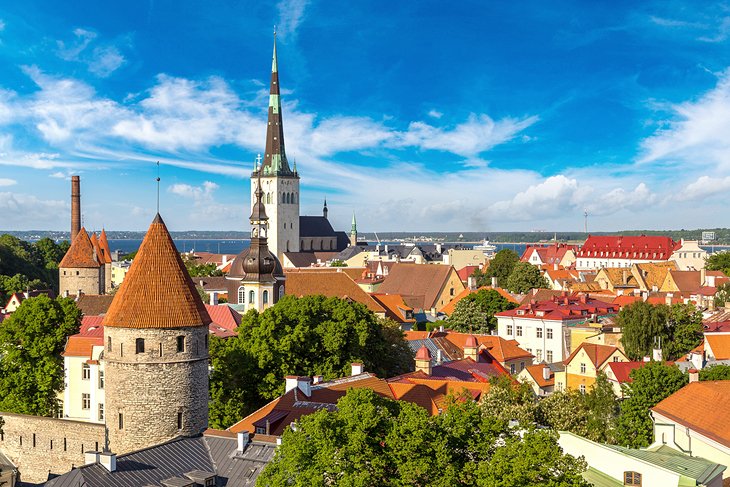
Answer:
522 364 555 388
377 263 461 310
204 304 242 331
299 216 338 237
456 265 479 282
605 361 647 383
577 235 677 260
76 294 114 316
499 293 619 322
283 251 340 268
521 243 578 264
103 214 211 329
652 381 730 449
389 351 510 384
193 276 229 292
59 228 101 268
665 270 702 294
371 293 415 323
596 267 639 288
706 335 730 360
284 270 385 313
563 342 624 367
633 261 677 290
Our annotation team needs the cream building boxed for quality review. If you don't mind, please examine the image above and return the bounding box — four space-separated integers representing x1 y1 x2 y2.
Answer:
553 342 627 393
670 240 708 270
60 324 105 423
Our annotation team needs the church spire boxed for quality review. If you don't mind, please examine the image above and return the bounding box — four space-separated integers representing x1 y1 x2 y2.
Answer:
259 30 294 177
350 212 358 247
323 198 328 219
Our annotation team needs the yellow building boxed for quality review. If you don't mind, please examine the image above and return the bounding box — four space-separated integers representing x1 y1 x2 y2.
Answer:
111 261 131 288
554 342 627 393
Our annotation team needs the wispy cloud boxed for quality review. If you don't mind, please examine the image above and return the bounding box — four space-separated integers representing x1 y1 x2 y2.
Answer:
56 28 127 77
0 192 67 228
0 178 16 186
276 0 310 40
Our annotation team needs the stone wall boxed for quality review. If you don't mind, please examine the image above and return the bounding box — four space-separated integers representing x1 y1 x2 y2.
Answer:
258 174 300 260
0 412 105 484
104 325 209 454
60 266 103 296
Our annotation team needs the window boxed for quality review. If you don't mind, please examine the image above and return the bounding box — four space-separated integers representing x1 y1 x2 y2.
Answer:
237 286 245 304
205 479 215 487
107 336 112 352
510 363 516 374
536 328 543 338
547 328 553 340
82 393 91 410
205 334 209 349
98 371 104 389
546 350 553 363
516 325 523 337
624 472 641 486
82 364 91 380
579 384 586 394
177 411 183 430
507 324 513 335
255 426 266 435
120 343 123 357
135 338 144 354
450 287 455 296
249 290 255 304
613 356 620 362
279 286 285 300
520 361 525 371
98 403 104 421
118 412 124 429
580 363 586 374
177 336 185 353
263 290 269 304
536 349 542 362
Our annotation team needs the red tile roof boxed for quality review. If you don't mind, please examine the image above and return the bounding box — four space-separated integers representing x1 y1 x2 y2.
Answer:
103 214 211 329
98 229 112 264
456 265 480 282
523 364 554 388
706 335 730 360
284 271 385 314
497 293 618 321
605 361 647 383
440 286 519 315
390 352 510 384
204 304 242 331
652 381 730 449
577 235 677 261
371 293 415 323
59 228 102 268
521 243 578 264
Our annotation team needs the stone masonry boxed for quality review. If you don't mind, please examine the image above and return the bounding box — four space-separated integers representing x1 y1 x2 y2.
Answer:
59 266 104 296
0 412 105 484
104 325 209 454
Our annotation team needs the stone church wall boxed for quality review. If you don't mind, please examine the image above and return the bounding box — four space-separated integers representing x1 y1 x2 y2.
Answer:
0 412 105 484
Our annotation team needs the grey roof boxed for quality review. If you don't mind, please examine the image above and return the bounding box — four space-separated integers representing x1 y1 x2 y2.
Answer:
299 216 337 238
606 444 726 484
44 434 276 487
193 276 229 292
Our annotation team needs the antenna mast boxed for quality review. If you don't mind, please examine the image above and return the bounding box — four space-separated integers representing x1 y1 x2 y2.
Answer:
584 208 588 234
156 161 161 213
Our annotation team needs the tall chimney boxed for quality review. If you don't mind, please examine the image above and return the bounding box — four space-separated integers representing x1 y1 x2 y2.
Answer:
71 176 81 242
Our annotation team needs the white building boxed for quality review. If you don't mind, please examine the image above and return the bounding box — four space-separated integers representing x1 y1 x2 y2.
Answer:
60 320 105 423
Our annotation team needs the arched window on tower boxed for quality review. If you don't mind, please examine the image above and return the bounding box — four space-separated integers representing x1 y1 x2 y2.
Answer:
135 338 144 354
263 290 269 304
292 193 296 204
249 290 255 304
266 193 271 204
237 286 245 304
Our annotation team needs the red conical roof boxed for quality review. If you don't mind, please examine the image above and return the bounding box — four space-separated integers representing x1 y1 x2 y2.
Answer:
59 227 101 268
99 229 112 264
415 346 432 360
103 214 211 329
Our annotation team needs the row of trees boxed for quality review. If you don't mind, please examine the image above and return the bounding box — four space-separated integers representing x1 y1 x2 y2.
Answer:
0 235 69 302
258 386 591 487
209 295 414 429
471 249 549 293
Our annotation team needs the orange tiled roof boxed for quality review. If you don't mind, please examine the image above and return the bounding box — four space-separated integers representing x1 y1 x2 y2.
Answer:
523 364 554 388
63 335 103 357
59 228 101 268
98 229 112 264
652 381 730 449
563 342 623 367
371 293 415 323
377 263 461 310
284 271 385 314
706 335 730 360
441 332 533 363
103 214 211 329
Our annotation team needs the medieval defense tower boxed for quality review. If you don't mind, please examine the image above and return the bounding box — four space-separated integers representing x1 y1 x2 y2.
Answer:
102 213 211 454
253 32 300 261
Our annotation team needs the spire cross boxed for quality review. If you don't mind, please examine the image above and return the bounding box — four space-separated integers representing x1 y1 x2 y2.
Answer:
156 161 161 213
255 153 262 168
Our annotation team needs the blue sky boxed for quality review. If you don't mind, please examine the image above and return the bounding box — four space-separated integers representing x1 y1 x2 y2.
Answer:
1 1 729 232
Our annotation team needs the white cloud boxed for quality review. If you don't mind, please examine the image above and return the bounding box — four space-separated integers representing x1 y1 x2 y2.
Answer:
427 109 443 119
0 178 16 186
0 192 67 228
0 19 5 32
168 180 219 201
676 175 730 201
276 0 310 39
640 68 730 170
56 28 126 77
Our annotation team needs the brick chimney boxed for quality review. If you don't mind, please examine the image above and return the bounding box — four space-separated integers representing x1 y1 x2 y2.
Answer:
71 175 81 242
415 346 432 375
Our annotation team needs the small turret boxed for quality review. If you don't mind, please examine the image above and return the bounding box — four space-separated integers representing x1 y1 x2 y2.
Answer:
323 198 328 219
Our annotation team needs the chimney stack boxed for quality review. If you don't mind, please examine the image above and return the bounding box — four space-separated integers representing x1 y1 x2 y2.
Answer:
688 368 699 383
71 175 81 242
415 346 432 375
237 431 250 452
464 335 479 362
542 366 551 381
351 363 364 376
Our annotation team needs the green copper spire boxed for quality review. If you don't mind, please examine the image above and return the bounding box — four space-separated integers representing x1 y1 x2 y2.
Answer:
351 212 357 234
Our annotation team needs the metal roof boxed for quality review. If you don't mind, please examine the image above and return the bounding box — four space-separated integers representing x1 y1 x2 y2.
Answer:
606 444 726 484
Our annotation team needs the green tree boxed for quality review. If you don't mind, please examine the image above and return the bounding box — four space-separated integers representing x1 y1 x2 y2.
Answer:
618 302 701 361
483 249 519 287
664 304 703 360
208 295 413 429
0 296 81 416
505 261 549 294
329 259 348 267
705 252 730 275
714 282 730 307
447 299 488 333
257 388 589 487
615 362 687 448
481 375 538 426
32 237 66 270
699 364 730 381
453 288 518 333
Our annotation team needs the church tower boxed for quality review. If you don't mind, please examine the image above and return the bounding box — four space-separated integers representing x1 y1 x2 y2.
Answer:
103 213 211 454
227 171 285 311
350 212 358 247
253 32 300 262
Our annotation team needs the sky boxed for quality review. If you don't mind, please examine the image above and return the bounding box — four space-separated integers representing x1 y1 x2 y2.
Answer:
0 1 729 233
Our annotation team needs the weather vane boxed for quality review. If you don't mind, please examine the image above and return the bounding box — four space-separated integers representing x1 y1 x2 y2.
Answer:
156 161 161 214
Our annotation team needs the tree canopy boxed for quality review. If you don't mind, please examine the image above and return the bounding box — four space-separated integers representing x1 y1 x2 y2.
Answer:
699 364 730 381
0 296 81 416
617 301 702 360
257 387 589 487
705 252 730 276
505 261 549 294
476 249 520 288
0 235 68 302
615 362 687 448
209 295 414 429
449 289 518 334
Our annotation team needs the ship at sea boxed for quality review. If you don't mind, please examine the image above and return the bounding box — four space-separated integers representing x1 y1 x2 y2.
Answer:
473 239 497 258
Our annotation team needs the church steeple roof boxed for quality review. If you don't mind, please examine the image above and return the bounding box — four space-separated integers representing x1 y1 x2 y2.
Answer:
103 214 211 329
258 32 295 177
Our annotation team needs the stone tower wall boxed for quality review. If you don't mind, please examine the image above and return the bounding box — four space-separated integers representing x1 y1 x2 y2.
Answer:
104 262 112 293
104 325 209 454
60 266 103 296
256 174 300 261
